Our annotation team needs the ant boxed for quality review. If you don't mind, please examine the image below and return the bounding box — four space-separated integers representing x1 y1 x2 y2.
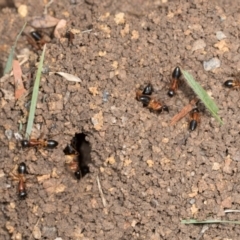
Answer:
136 84 169 113
224 79 240 90
140 96 169 113
21 138 58 149
136 83 153 100
10 162 28 199
66 31 74 46
64 143 89 180
189 107 200 131
25 30 50 50
168 66 181 97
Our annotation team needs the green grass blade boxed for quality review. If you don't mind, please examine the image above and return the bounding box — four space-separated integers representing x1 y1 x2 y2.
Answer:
4 22 27 75
182 219 240 224
181 69 223 125
25 44 46 138
4 47 15 75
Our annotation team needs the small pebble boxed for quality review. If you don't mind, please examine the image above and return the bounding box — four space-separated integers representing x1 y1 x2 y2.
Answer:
32 226 41 239
203 58 221 71
189 198 195 205
14 132 23 141
18 4 28 17
102 90 110 102
216 31 226 40
5 129 13 140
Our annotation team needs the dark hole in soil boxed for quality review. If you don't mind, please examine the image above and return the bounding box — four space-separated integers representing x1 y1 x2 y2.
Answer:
63 133 91 179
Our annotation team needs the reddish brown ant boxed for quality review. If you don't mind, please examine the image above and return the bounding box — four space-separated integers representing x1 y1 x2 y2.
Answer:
66 31 74 46
10 162 28 199
21 139 58 149
136 83 153 101
168 66 181 97
189 107 200 131
136 84 168 113
25 30 51 50
64 142 89 180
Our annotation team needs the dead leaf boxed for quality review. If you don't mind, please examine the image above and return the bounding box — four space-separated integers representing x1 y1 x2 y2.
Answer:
31 15 60 28
13 60 26 99
54 19 67 39
55 72 81 82
170 98 198 126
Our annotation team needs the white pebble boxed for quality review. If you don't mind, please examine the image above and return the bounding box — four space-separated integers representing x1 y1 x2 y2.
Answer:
216 31 226 40
5 129 12 140
203 58 221 71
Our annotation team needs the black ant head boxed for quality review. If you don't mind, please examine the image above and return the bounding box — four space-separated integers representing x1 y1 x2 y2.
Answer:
167 90 174 97
21 140 29 148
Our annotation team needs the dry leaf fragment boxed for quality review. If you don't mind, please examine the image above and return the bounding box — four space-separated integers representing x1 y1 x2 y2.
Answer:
54 19 67 39
170 98 198 126
31 15 60 28
13 60 26 99
55 72 81 82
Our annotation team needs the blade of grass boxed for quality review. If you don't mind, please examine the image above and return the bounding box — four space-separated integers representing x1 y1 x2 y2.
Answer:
4 22 27 75
25 44 46 138
181 68 223 125
182 219 240 224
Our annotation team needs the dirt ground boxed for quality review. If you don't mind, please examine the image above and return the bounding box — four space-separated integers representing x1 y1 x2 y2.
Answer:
1 0 240 239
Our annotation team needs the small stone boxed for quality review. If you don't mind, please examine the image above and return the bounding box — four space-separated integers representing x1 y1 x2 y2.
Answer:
212 162 220 170
147 159 154 167
33 226 41 239
105 156 115 165
5 222 14 234
5 129 12 140
98 51 106 56
103 90 110 102
214 40 229 52
88 87 99 96
0 170 5 178
14 232 22 240
189 198 195 205
18 4 28 17
131 30 139 40
216 31 226 40
203 58 221 71
192 39 206 52
114 12 125 25
162 138 169 143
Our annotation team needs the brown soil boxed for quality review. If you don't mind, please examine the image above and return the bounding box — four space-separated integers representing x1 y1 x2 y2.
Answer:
1 0 240 239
